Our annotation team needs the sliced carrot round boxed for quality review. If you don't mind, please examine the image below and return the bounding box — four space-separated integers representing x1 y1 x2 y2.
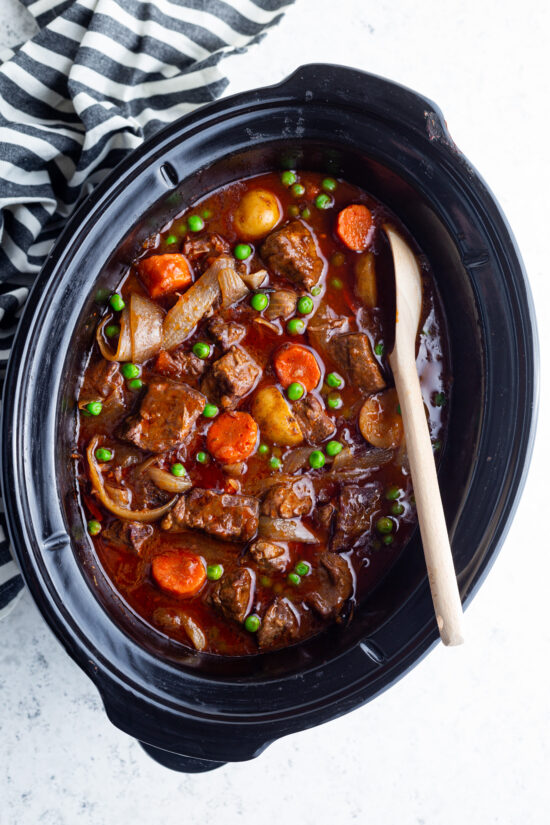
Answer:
273 344 321 391
206 411 258 464
359 388 403 448
336 204 373 252
151 551 206 597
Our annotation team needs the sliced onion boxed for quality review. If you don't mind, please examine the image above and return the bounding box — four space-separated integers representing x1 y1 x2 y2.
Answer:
332 446 393 471
130 293 164 364
181 614 207 651
258 515 318 544
87 437 176 522
218 265 249 308
96 308 132 362
147 466 192 494
282 446 313 474
240 268 267 290
162 256 228 350
253 317 281 335
355 252 377 307
265 289 297 320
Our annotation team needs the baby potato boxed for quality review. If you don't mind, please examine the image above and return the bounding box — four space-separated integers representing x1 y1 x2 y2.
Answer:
234 189 282 239
251 386 303 446
359 388 403 449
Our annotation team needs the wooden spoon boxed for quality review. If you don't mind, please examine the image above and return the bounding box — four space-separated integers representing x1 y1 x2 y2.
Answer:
384 225 464 646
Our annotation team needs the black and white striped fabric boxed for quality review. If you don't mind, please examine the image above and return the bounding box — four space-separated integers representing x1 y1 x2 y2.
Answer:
0 0 295 618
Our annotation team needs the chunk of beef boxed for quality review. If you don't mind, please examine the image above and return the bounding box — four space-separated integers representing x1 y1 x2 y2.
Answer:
102 520 154 554
330 333 385 393
261 220 324 290
293 394 336 444
210 568 253 624
265 289 297 320
201 346 260 409
257 598 299 648
207 316 246 350
314 503 335 531
305 552 353 618
121 378 205 453
331 483 381 551
183 232 230 273
154 349 206 380
83 359 125 407
161 488 259 542
247 539 289 573
260 479 314 519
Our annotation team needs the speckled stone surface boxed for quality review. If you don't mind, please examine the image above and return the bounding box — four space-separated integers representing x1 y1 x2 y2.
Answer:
1 1 549 823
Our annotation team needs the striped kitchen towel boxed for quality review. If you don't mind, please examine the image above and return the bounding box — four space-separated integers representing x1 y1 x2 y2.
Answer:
0 0 295 618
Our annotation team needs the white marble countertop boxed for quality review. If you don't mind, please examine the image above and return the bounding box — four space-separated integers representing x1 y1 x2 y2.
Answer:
1 1 549 823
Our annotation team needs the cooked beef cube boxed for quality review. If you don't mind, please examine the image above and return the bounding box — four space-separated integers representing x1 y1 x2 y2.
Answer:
211 568 254 624
183 232 230 273
331 483 381 551
161 488 259 542
207 317 246 350
154 349 206 380
305 552 353 618
83 359 125 407
121 378 205 453
201 346 260 409
261 220 324 290
265 289 297 320
293 394 336 444
315 503 335 531
102 520 154 553
257 598 299 648
247 539 289 573
330 333 385 393
260 479 314 519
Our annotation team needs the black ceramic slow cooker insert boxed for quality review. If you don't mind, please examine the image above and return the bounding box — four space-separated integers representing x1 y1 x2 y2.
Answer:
1 65 538 772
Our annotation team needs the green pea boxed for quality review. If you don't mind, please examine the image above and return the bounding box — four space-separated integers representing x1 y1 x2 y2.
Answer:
397 404 402 415
95 447 113 462
251 292 269 312
86 401 102 416
382 534 394 546
287 382 305 401
287 318 306 335
374 342 384 356
291 183 305 197
188 215 205 232
109 293 125 312
201 208 213 220
258 444 269 455
322 177 337 192
121 362 140 379
287 572 301 586
315 193 332 209
260 575 272 588
297 296 314 315
203 404 219 418
192 341 212 359
234 243 252 261
326 440 343 457
295 561 310 577
434 392 447 407
269 456 282 470
385 485 401 501
330 277 343 290
104 324 120 338
170 463 186 477
311 286 322 296
244 614 261 632
391 502 405 516
327 392 343 410
288 204 300 217
326 372 343 389
376 516 394 535
331 252 346 267
309 450 325 469
87 519 101 536
165 234 178 245
128 378 143 391
196 451 208 464
301 207 311 220
281 170 297 187
207 564 223 581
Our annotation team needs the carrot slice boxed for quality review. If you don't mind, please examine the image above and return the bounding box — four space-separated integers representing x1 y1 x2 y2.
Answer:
336 205 373 252
273 344 321 391
359 388 403 449
137 254 193 300
206 411 259 464
151 551 206 597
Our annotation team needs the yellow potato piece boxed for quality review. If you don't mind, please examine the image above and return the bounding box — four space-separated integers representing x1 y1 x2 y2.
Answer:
234 189 281 240
359 388 403 449
251 386 303 446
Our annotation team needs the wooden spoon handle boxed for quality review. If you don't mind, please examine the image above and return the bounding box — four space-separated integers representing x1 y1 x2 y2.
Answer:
390 351 464 646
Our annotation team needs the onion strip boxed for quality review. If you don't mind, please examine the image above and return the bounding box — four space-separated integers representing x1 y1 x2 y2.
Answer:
147 467 192 494
96 309 132 362
87 437 176 522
